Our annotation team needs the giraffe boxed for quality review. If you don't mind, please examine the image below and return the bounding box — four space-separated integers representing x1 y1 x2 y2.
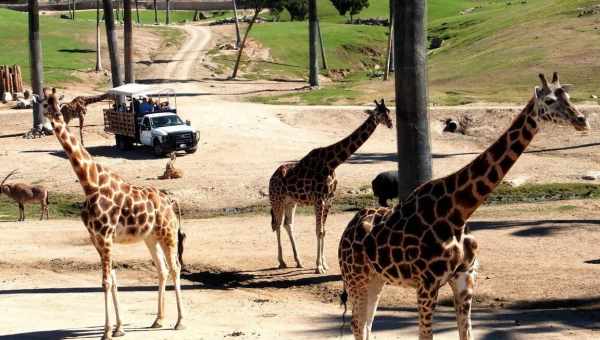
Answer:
35 88 186 340
270 99 393 274
60 93 111 145
338 73 589 340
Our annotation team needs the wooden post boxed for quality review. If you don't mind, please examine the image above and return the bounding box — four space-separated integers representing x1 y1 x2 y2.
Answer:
317 19 327 70
124 0 134 83
394 0 432 199
28 0 45 130
308 0 319 87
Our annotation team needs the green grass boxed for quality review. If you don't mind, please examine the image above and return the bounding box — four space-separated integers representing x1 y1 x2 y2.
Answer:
2 183 597 221
0 8 97 84
223 0 600 105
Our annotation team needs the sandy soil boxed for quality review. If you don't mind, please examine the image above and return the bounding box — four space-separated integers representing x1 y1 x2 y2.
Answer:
1 24 600 339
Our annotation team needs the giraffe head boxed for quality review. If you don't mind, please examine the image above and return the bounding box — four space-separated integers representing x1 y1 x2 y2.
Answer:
534 72 589 131
366 99 393 129
32 87 63 120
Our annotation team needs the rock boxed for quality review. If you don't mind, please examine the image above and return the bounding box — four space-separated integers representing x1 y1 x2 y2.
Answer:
429 36 444 49
591 95 598 99
582 171 600 180
503 175 529 188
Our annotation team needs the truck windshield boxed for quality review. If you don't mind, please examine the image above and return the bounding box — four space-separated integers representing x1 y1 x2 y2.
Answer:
151 115 183 127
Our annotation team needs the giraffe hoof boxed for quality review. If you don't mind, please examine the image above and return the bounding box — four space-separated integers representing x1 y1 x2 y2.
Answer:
296 263 304 269
112 328 126 337
150 319 164 329
278 263 288 269
315 266 326 274
101 334 113 340
174 322 186 330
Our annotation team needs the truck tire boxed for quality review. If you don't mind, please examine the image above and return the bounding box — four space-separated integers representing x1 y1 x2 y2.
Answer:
185 147 197 154
116 135 133 150
153 139 164 157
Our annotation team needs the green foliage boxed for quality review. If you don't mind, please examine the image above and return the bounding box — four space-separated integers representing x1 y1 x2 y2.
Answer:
329 0 370 19
284 0 308 21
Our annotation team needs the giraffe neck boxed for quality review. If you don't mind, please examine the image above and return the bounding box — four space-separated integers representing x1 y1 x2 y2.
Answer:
449 97 539 222
325 114 379 169
51 116 100 196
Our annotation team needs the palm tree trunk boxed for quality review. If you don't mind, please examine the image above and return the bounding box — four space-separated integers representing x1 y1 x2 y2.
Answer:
102 0 124 88
95 0 103 72
124 0 134 83
232 9 260 79
308 0 319 86
28 0 44 131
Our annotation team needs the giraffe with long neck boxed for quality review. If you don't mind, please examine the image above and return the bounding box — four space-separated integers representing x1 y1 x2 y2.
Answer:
338 73 589 340
60 93 111 145
36 88 186 340
270 100 393 274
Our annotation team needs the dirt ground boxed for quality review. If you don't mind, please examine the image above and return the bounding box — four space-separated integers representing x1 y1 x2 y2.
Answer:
1 23 600 339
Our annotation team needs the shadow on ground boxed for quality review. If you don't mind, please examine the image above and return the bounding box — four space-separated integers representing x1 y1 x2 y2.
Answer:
0 324 167 340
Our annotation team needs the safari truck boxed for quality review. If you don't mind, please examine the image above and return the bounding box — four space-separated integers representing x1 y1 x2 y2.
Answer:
103 84 200 156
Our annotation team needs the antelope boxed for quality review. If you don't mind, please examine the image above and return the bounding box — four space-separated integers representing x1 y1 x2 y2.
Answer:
0 170 49 221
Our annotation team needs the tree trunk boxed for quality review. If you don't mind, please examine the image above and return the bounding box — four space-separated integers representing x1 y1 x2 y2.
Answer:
383 19 393 80
153 0 158 24
394 0 432 199
68 0 71 19
95 0 103 72
124 0 134 83
72 0 76 20
165 0 170 25
232 0 241 48
135 0 140 24
308 0 319 87
28 0 44 131
103 0 124 88
231 9 260 79
317 19 327 70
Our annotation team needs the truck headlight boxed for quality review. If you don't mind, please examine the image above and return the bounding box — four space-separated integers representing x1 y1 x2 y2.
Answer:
195 131 200 141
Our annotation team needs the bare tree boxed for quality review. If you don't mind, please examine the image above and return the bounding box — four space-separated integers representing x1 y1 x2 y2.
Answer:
103 0 124 88
165 0 171 25
394 0 432 199
154 0 159 24
95 0 103 72
28 0 44 132
308 0 318 86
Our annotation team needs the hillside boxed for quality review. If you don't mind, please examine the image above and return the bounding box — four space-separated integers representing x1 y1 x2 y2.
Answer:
231 0 600 105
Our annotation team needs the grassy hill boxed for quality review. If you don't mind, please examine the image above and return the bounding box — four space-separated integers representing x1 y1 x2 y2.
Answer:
235 0 600 105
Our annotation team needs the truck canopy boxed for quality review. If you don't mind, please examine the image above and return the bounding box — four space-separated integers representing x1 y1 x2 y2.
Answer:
107 83 156 97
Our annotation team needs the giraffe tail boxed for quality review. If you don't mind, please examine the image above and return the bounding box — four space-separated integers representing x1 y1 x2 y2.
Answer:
340 283 348 337
172 199 187 271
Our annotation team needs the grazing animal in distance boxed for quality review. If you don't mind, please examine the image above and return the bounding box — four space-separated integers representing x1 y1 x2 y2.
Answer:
338 73 589 340
0 170 49 221
269 99 393 274
36 87 186 340
158 152 183 180
371 170 399 207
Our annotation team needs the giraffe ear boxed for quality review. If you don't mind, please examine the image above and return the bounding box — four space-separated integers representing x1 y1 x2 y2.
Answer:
534 86 544 99
59 95 65 101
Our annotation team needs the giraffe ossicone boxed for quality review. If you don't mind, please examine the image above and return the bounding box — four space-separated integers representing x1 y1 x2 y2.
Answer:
270 99 393 274
39 87 186 340
338 73 589 340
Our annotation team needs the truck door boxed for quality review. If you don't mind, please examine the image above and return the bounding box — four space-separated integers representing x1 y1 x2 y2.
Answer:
140 117 153 146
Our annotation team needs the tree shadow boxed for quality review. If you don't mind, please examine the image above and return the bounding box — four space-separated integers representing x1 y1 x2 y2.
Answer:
181 266 340 290
584 259 600 265
58 48 96 54
347 152 483 164
467 219 600 238
19 145 174 161
136 59 182 66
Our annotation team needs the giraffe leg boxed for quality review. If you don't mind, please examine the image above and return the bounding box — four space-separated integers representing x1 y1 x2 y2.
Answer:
100 252 113 340
416 286 439 340
365 276 385 339
160 238 185 330
79 116 85 146
320 202 331 271
314 200 326 274
348 285 368 340
271 201 287 268
110 269 125 337
39 203 44 220
449 267 477 340
18 203 24 221
283 202 303 268
145 238 168 328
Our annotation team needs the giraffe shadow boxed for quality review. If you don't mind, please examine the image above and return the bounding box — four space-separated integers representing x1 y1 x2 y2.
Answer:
0 324 167 340
21 146 168 161
181 265 340 290
467 219 600 238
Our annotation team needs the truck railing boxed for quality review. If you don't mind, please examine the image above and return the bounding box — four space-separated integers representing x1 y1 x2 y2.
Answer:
103 109 136 138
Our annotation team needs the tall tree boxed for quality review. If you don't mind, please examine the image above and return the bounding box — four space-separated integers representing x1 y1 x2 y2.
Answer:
394 0 432 198
95 0 103 72
285 0 308 21
28 0 44 131
124 0 134 83
330 0 369 21
103 0 124 88
232 0 284 78
72 0 76 20
308 0 318 86
165 0 171 25
153 0 158 24
135 0 140 24
232 0 241 48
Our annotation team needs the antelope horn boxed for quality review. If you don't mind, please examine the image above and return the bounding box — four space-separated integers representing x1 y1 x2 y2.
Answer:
380 98 385 106
552 72 560 85
1 169 18 187
539 73 550 91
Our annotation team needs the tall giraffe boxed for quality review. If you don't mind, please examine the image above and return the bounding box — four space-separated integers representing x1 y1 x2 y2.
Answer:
338 73 589 340
60 93 111 145
36 88 185 340
270 100 393 274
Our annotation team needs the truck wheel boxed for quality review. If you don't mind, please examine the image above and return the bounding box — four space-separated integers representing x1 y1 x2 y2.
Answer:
153 140 164 157
185 147 197 154
116 135 132 150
